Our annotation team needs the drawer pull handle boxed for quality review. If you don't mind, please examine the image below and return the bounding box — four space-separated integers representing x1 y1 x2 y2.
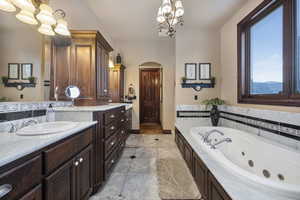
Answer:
111 160 115 164
121 131 125 134
110 114 115 119
121 110 125 113
111 142 115 146
121 119 124 122
79 158 83 163
110 126 115 130
74 161 79 166
126 119 129 121
0 184 12 198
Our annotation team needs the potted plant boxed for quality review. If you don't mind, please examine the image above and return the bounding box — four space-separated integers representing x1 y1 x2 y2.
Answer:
181 76 187 84
28 76 36 84
202 97 225 126
1 76 8 84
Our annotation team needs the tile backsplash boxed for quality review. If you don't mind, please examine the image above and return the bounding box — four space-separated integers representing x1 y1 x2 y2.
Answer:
176 104 300 150
0 101 71 133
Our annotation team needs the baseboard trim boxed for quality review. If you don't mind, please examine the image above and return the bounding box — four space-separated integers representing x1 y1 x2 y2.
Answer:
131 129 140 134
163 130 172 134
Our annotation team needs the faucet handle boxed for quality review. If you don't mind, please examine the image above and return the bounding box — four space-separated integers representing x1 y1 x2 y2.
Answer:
8 122 17 133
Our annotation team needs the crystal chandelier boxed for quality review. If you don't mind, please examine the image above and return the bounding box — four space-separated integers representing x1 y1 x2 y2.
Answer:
156 0 184 38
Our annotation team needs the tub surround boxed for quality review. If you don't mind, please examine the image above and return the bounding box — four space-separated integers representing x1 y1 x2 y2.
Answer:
0 121 97 168
175 119 292 200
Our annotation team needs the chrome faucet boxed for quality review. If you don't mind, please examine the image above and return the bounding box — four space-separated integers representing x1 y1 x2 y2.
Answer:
202 129 224 144
21 119 38 128
211 138 232 149
55 86 59 101
8 122 17 133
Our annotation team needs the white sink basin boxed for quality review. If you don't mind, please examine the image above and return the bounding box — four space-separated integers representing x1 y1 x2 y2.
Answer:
16 121 79 136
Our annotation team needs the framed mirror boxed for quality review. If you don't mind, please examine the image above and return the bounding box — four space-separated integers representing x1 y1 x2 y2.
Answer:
199 63 211 80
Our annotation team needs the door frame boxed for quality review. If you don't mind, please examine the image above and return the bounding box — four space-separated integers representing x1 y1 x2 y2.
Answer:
139 68 162 124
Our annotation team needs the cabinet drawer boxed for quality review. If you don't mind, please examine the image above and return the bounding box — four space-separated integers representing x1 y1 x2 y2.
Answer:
19 185 42 200
0 155 42 200
104 132 119 159
44 128 93 174
104 149 118 179
104 121 118 138
104 107 125 125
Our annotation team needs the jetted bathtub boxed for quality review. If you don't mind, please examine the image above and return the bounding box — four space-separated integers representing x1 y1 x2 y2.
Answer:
190 127 300 199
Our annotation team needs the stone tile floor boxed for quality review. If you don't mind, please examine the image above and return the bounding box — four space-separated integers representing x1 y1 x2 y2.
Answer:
89 134 189 200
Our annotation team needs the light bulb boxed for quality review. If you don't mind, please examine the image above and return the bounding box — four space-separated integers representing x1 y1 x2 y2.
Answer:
162 0 171 14
175 0 184 17
170 18 178 26
36 4 56 25
12 0 35 12
54 19 70 36
0 0 16 12
38 23 55 36
156 7 165 23
16 9 38 25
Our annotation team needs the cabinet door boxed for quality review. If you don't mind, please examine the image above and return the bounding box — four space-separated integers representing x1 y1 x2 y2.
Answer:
19 185 42 200
50 44 72 100
71 38 96 100
194 153 208 200
96 43 109 99
184 142 194 175
45 159 75 200
208 173 231 200
76 145 93 200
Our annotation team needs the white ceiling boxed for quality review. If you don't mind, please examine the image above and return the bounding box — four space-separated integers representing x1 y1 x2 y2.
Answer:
86 0 248 40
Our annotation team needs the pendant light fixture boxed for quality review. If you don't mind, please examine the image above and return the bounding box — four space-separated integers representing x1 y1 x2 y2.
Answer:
16 9 38 25
36 4 56 25
38 23 55 36
54 18 70 36
1 0 71 37
12 0 35 12
0 0 16 12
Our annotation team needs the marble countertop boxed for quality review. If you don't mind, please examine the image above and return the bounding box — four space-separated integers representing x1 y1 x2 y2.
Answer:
175 118 291 200
0 121 97 168
53 103 133 112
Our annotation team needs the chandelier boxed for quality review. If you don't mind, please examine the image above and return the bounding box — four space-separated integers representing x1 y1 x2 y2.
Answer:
156 0 184 38
0 0 71 36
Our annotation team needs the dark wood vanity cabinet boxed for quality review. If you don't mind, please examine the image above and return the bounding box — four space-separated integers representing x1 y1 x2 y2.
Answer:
175 128 232 200
92 106 131 192
19 185 42 200
50 30 113 104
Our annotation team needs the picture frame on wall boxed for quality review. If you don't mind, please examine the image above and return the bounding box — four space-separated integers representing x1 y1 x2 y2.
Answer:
199 63 211 80
8 63 20 80
21 63 33 80
185 63 197 80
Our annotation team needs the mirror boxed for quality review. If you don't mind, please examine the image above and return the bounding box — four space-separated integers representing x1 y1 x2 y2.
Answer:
0 11 50 102
65 85 80 105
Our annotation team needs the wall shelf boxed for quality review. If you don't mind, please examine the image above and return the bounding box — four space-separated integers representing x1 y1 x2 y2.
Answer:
4 82 36 90
181 82 215 91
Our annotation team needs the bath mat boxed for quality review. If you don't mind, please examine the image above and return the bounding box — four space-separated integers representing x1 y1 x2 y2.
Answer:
156 158 201 200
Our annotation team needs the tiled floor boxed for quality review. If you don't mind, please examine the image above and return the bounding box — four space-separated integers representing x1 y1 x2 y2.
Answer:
89 134 193 200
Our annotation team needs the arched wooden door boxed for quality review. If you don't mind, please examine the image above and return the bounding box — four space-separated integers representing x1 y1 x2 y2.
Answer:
139 68 161 123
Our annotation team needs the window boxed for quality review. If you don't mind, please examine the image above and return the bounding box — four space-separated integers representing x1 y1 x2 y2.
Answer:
238 0 300 106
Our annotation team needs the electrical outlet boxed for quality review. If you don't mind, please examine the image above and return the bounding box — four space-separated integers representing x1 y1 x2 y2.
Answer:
194 95 198 100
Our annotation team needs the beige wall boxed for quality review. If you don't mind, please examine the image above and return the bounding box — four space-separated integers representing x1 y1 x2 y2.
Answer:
0 14 43 101
220 0 300 113
50 0 114 48
175 28 221 105
115 39 175 131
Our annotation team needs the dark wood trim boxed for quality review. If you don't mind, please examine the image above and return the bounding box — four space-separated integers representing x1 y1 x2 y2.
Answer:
131 129 140 134
163 130 172 134
237 0 300 107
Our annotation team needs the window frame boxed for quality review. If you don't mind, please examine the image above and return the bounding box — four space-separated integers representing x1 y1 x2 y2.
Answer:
237 0 300 106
